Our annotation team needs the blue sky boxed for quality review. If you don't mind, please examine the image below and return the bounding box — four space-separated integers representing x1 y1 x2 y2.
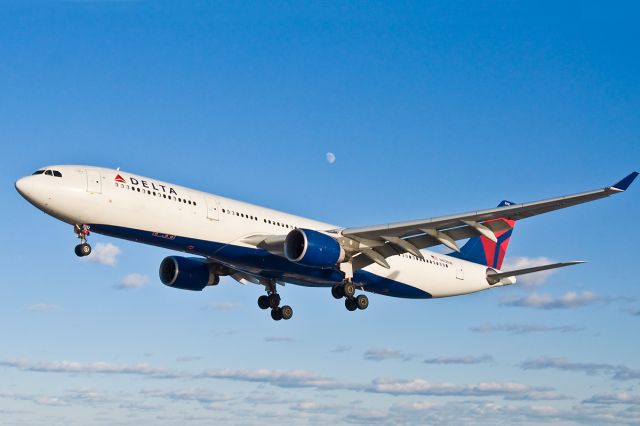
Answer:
1 1 639 424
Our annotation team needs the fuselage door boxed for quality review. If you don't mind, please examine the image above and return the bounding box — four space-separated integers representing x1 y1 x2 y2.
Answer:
86 169 102 194
206 197 220 221
456 264 464 280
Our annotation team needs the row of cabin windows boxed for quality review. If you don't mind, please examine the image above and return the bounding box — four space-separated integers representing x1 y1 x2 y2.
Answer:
222 208 259 222
221 208 296 229
114 183 197 206
33 169 62 177
399 252 449 268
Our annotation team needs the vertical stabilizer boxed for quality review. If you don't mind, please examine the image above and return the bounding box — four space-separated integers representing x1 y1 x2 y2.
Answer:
450 201 516 269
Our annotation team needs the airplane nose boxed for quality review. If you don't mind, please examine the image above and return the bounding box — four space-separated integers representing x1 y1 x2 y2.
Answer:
15 176 32 198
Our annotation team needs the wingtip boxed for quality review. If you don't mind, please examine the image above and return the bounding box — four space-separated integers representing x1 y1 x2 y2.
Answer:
612 171 639 191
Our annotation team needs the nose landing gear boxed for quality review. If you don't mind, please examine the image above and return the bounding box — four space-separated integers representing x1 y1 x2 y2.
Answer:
73 224 92 257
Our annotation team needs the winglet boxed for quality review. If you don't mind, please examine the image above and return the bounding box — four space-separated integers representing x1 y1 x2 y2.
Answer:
611 171 639 191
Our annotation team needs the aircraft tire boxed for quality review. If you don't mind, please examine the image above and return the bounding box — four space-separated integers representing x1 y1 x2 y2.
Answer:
271 308 283 321
345 298 357 311
268 294 281 309
356 294 369 310
343 282 356 298
257 295 270 310
79 243 91 257
331 286 344 299
280 305 293 320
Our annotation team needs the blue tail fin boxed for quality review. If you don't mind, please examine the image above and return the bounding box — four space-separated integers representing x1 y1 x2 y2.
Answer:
450 201 516 269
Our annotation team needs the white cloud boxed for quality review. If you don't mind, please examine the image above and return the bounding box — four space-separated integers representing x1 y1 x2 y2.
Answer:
83 243 122 266
470 323 581 334
501 291 600 309
501 256 557 286
583 392 640 405
366 378 560 399
198 368 339 389
141 388 232 405
175 356 204 363
264 336 294 343
385 400 640 426
0 358 182 379
423 355 493 365
520 357 640 381
201 302 241 311
363 348 413 362
26 303 61 313
116 273 149 289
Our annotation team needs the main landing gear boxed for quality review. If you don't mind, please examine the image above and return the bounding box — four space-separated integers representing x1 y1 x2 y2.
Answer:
73 224 92 257
257 280 293 321
332 281 369 312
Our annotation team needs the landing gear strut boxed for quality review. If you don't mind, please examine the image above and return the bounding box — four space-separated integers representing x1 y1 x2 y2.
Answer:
73 224 92 257
258 280 293 321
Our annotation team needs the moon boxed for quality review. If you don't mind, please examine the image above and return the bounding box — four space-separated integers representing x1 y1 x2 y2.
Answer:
326 152 336 164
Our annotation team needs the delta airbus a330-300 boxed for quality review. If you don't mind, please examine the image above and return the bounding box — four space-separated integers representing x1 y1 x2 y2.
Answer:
15 166 638 321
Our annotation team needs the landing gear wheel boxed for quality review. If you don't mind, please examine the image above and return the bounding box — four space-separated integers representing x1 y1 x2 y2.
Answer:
345 298 357 311
331 286 344 299
280 305 293 320
271 308 283 321
268 293 281 309
356 294 369 310
343 282 356 298
75 243 91 257
257 295 270 310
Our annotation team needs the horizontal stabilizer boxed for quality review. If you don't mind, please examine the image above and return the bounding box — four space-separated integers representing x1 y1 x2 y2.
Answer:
486 261 585 284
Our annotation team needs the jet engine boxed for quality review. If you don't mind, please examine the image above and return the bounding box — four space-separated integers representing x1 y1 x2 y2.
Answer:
284 228 345 268
159 256 219 291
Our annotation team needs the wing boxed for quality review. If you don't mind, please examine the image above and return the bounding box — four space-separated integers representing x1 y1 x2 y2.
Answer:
342 172 638 269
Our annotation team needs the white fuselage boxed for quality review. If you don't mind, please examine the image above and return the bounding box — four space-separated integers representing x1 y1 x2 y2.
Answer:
15 165 512 299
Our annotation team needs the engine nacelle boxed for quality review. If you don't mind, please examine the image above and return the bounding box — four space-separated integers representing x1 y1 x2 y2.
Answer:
159 256 219 291
284 228 345 268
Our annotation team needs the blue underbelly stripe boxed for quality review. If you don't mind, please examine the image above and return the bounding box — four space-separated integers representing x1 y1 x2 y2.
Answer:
89 224 432 299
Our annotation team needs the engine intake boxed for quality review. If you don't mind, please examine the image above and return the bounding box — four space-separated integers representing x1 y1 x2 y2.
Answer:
284 228 345 268
159 256 219 291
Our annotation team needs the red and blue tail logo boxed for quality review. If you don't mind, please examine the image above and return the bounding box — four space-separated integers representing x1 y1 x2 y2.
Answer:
450 200 515 270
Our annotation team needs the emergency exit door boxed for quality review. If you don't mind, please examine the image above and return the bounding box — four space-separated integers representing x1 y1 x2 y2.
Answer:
206 197 220 221
86 170 102 194
456 264 464 280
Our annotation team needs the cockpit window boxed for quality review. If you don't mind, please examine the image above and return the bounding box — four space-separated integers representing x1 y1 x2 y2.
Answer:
35 169 63 177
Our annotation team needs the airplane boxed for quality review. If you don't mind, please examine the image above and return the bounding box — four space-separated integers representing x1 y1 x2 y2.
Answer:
15 166 638 321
